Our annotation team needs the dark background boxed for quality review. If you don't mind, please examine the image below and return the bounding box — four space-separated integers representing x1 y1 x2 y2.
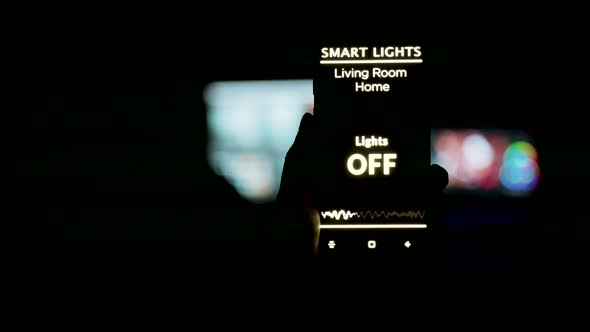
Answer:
4 3 585 330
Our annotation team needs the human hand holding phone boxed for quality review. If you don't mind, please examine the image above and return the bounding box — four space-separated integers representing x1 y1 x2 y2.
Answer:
276 112 448 260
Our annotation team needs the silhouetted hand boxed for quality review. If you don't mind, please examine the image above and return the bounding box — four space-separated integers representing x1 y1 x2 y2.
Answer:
276 112 449 256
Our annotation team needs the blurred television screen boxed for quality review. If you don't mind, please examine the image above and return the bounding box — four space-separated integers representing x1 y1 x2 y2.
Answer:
203 80 314 202
204 80 540 203
432 129 540 197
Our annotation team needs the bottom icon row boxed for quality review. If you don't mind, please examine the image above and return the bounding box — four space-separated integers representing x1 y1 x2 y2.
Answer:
327 240 411 249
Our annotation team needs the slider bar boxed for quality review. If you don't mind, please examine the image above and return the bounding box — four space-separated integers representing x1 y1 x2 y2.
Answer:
320 224 427 229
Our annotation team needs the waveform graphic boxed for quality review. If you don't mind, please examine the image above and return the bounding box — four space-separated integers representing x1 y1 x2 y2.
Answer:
320 209 425 220
320 210 358 220
357 210 425 220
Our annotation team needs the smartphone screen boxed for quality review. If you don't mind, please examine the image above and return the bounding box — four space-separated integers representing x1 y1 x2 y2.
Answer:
311 38 433 261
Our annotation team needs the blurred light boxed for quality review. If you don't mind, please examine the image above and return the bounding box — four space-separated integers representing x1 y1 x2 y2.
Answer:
266 102 303 151
499 141 540 193
462 133 494 170
209 151 275 202
433 130 462 186
205 80 313 202
432 129 539 196
479 163 501 190
207 104 263 149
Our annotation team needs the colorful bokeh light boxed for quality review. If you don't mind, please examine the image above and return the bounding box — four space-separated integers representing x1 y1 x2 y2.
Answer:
432 129 540 196
499 141 540 193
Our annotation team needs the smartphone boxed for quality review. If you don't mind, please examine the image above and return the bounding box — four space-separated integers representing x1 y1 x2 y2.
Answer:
311 37 433 262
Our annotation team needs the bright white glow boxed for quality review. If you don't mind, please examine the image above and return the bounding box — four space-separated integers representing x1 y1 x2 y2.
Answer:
320 224 427 229
328 240 336 249
462 133 494 170
404 241 411 248
368 240 376 249
320 59 423 64
207 104 263 149
203 80 313 106
267 101 305 151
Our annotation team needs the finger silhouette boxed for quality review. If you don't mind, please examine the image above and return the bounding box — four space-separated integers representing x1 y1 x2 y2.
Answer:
429 163 449 194
276 112 316 206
